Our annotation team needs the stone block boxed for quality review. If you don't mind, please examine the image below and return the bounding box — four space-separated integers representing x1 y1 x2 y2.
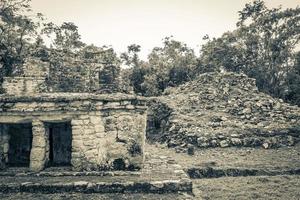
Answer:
3 143 9 153
71 120 84 126
72 140 83 148
31 136 46 148
30 160 45 172
105 102 120 107
231 138 242 146
219 140 229 148
126 105 135 109
94 125 105 132
96 131 105 138
83 140 95 147
85 149 98 158
90 116 101 125
84 129 95 135
78 115 89 120
30 148 45 161
72 129 83 136
120 101 131 106
83 120 90 125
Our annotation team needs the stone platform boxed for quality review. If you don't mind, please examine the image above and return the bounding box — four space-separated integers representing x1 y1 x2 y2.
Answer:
0 150 192 194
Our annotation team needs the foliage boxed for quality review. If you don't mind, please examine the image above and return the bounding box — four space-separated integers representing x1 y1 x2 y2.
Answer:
42 22 84 52
198 0 300 105
120 44 141 67
146 37 198 94
285 52 300 105
78 44 120 66
0 0 122 93
0 0 44 79
120 44 147 94
1 0 300 106
122 38 198 96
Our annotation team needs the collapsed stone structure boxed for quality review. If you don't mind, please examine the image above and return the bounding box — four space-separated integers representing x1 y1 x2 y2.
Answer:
148 72 300 150
0 58 147 172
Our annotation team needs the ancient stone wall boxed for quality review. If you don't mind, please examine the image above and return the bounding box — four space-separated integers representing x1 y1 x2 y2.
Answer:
1 57 131 94
71 109 146 171
0 94 147 171
46 60 102 93
2 58 49 95
21 58 49 77
2 77 47 95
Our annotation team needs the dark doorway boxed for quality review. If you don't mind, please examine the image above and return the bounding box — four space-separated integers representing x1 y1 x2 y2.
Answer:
47 122 72 166
7 123 32 167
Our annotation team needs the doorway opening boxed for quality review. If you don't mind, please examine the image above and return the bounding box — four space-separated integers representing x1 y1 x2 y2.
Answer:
7 123 32 167
47 122 72 166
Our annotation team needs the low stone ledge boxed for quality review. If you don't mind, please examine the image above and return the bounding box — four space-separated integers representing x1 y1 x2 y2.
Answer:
0 171 141 177
0 179 192 194
0 93 147 103
0 183 20 193
186 167 300 179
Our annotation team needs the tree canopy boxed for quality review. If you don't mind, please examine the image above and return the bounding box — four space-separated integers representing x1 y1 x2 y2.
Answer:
198 0 300 105
0 0 300 106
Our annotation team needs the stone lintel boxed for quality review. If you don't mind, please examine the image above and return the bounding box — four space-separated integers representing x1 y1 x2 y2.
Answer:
0 93 147 103
0 115 73 124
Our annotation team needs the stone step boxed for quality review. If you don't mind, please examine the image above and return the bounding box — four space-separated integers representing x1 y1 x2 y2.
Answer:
0 178 192 194
0 192 193 200
0 148 192 194
0 170 141 177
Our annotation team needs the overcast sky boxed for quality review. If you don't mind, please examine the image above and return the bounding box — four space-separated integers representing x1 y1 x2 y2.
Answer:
30 0 299 59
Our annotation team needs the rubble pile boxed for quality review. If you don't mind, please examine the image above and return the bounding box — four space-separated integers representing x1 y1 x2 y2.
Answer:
148 72 300 150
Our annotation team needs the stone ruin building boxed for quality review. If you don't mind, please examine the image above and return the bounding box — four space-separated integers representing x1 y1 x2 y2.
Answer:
0 58 147 172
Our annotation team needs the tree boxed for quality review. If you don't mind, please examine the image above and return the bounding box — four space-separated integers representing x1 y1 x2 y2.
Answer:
285 52 300 105
144 37 198 96
199 0 300 103
0 0 44 80
78 44 120 66
120 44 141 67
198 31 245 73
42 22 84 52
237 0 300 97
121 38 198 96
120 44 148 94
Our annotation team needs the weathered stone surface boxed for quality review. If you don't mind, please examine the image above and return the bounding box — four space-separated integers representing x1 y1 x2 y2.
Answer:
148 72 300 149
0 58 147 172
220 140 229 148
0 147 192 194
28 120 48 171
0 93 147 171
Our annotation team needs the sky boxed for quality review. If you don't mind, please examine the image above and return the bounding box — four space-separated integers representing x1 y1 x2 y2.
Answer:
30 0 300 60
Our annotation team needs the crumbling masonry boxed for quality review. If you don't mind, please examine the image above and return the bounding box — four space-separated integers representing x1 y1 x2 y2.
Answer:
0 59 147 172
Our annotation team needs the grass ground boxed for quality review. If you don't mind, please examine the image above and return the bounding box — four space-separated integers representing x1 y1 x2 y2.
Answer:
193 175 300 200
146 142 300 199
145 143 300 170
